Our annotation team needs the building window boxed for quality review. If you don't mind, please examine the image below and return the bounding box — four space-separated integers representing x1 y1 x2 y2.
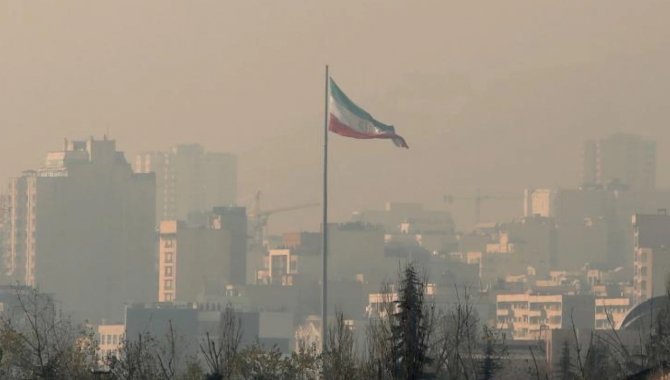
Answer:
165 279 173 290
164 239 174 248
164 293 173 301
165 266 173 276
165 252 173 263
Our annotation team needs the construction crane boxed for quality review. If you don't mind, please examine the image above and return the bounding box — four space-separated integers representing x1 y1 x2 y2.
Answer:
248 191 319 250
443 188 522 224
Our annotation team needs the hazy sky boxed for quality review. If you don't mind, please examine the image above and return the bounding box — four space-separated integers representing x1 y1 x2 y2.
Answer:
1 1 669 231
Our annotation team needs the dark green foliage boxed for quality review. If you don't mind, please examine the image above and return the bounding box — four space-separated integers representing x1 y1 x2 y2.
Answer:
479 326 506 380
558 339 575 380
583 338 616 380
391 263 432 380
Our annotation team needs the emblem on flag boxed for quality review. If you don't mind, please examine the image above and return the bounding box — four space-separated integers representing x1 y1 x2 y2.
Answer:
328 78 408 148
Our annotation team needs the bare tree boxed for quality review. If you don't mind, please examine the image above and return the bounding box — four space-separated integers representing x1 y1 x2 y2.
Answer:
237 342 290 379
107 332 160 380
528 345 549 380
155 320 188 380
0 285 96 379
200 305 243 380
323 311 357 379
362 283 396 379
287 339 321 379
430 286 480 379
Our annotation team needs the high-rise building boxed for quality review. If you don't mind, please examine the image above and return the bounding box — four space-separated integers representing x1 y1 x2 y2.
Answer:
582 133 656 191
135 144 237 223
2 137 155 321
158 206 247 302
632 213 670 303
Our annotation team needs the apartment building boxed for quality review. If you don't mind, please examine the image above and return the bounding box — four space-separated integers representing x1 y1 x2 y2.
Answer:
2 138 155 321
595 297 631 330
632 213 670 303
158 207 247 302
496 293 595 340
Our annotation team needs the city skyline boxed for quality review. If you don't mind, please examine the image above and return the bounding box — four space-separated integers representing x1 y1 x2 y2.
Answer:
2 1 670 378
3 1 670 233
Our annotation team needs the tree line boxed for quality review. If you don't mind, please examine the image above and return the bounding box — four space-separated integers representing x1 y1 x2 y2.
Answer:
2 266 670 379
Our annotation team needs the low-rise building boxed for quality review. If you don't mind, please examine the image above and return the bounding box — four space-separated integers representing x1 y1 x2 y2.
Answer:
496 293 595 340
595 297 631 330
97 324 124 361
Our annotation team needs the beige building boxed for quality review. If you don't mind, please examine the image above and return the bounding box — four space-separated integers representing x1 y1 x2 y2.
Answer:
97 324 125 361
632 213 670 303
2 138 155 321
524 189 555 218
496 293 595 340
159 207 247 302
4 172 38 285
135 144 236 223
595 297 630 330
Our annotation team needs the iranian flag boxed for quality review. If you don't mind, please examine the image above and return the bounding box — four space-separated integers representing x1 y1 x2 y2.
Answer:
328 78 408 148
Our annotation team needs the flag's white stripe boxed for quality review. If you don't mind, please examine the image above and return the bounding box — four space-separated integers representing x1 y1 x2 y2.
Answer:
329 95 386 136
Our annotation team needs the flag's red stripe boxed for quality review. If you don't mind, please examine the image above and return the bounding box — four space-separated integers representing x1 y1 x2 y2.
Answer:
329 114 408 148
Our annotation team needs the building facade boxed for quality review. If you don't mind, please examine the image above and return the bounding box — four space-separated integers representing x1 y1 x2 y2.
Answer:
135 144 237 223
632 213 670 303
2 138 155 321
595 297 631 330
158 207 247 302
496 293 595 340
97 324 125 361
524 189 556 218
582 133 656 191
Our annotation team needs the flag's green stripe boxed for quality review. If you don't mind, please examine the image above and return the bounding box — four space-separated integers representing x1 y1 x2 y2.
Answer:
329 78 396 134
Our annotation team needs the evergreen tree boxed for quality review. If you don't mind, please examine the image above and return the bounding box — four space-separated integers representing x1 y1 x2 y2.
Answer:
391 263 432 379
480 326 505 380
558 339 574 380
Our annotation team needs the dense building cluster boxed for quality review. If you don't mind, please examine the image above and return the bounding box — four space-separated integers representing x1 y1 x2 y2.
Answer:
0 133 669 378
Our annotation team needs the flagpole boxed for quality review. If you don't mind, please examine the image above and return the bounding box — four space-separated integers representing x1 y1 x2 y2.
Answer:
322 64 329 354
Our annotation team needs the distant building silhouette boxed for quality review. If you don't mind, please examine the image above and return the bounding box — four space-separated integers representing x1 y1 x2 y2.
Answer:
3 137 155 321
581 133 656 191
135 144 237 223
